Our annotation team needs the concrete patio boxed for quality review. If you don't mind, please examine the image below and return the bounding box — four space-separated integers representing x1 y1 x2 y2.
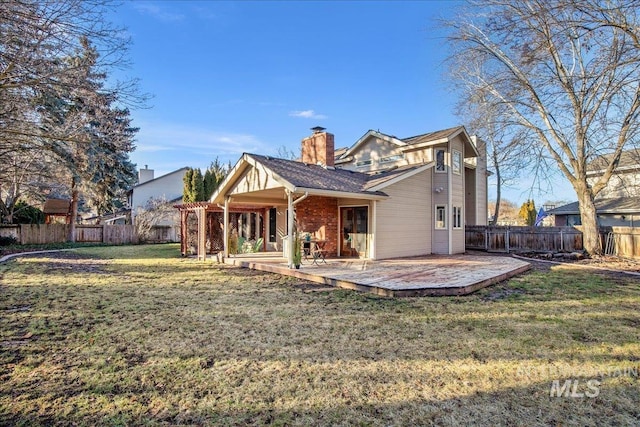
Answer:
223 253 531 297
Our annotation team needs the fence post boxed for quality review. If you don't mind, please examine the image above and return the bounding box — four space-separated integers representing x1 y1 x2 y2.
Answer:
560 229 564 252
485 229 488 251
505 229 510 253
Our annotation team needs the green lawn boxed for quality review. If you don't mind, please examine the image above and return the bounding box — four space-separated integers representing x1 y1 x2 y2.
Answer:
1 244 638 426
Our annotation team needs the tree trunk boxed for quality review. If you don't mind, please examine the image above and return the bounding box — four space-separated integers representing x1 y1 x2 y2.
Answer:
67 180 78 242
577 193 602 255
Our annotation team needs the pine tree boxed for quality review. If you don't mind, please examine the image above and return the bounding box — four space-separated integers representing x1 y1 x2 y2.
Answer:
36 37 137 240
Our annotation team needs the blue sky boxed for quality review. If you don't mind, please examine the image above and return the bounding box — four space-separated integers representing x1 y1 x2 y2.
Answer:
109 0 575 206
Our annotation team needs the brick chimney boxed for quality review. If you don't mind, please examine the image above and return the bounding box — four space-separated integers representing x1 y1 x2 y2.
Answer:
301 126 335 167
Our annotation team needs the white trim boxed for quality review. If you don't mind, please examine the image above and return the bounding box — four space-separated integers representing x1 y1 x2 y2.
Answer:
452 150 462 175
435 204 447 229
371 201 377 260
401 137 450 152
338 204 371 259
338 130 407 161
292 187 387 200
435 148 447 173
452 206 462 229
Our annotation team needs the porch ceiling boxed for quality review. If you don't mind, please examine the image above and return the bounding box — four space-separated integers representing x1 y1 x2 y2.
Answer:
228 187 289 206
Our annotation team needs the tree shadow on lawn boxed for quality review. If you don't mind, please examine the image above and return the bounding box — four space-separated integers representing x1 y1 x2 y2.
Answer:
2 264 639 425
2 372 638 426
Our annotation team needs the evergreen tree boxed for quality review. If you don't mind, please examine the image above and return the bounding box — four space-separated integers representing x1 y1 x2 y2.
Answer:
183 168 195 203
37 37 137 240
519 200 537 226
203 158 229 200
192 168 205 202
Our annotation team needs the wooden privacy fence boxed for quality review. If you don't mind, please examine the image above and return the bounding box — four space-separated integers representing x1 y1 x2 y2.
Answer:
466 226 583 253
0 224 139 245
466 225 640 259
605 227 640 259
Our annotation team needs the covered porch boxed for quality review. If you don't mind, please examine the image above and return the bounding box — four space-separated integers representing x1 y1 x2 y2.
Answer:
209 153 388 268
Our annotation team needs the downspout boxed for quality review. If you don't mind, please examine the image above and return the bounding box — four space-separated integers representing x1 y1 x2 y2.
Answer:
448 151 453 254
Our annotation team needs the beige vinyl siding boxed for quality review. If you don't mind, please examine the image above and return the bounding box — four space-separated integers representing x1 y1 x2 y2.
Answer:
465 167 477 224
467 136 488 226
431 144 449 254
450 137 466 254
375 169 432 259
229 163 281 195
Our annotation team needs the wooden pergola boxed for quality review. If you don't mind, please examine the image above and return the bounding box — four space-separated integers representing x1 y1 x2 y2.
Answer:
174 202 268 260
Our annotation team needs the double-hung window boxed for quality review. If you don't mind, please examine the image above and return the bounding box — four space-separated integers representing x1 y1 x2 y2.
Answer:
435 205 447 229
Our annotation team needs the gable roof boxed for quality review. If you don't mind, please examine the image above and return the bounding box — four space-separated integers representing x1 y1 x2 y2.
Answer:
587 149 640 174
131 167 189 189
249 154 385 196
548 197 640 215
335 125 478 163
402 126 465 146
210 154 436 204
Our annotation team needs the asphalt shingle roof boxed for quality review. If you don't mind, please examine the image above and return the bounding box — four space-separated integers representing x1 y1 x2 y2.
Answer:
401 126 465 146
548 197 640 215
249 154 426 196
587 149 640 173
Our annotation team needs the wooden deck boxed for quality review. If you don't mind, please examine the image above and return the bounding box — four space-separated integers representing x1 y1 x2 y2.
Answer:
223 253 531 297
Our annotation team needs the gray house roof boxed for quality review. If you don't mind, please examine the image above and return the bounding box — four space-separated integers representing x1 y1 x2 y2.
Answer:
587 149 640 174
548 197 640 215
249 154 387 197
335 125 478 163
250 154 432 197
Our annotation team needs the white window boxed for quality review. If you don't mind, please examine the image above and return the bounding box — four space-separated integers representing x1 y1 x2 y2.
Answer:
356 159 373 167
435 149 446 173
453 206 462 229
435 205 447 229
379 154 404 164
452 150 462 175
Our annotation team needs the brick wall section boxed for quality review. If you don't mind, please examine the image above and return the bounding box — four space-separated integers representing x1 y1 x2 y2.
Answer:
301 132 335 167
296 196 338 257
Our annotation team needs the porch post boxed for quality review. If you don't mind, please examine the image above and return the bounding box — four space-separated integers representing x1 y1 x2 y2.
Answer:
262 208 267 252
197 206 206 261
223 197 230 258
287 190 294 268
180 209 188 256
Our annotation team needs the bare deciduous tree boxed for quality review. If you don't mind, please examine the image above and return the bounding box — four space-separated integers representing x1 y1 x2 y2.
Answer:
446 0 640 254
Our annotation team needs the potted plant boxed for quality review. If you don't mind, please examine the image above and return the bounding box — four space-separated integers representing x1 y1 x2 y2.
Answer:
293 232 302 269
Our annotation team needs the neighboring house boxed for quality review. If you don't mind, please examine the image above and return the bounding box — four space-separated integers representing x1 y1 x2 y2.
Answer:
43 198 72 224
551 149 640 227
129 166 189 226
208 126 488 263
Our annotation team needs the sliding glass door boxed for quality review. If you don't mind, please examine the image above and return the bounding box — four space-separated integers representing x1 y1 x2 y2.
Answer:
340 206 368 257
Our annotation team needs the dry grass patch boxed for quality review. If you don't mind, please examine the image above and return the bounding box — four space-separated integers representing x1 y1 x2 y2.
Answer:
1 245 639 426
